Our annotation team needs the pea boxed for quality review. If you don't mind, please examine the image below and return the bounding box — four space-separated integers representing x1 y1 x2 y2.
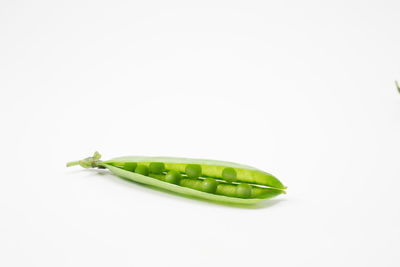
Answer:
123 162 137 172
222 167 237 183
180 178 203 191
67 152 287 205
216 184 238 197
236 183 252 198
149 162 165 174
149 173 166 181
135 165 149 176
165 170 182 185
201 178 218 193
185 164 202 179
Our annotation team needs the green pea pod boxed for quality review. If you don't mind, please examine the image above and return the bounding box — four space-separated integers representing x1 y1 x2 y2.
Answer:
67 152 286 205
106 156 286 189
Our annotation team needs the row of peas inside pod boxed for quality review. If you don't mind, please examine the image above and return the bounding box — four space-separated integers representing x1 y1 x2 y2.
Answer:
107 161 284 199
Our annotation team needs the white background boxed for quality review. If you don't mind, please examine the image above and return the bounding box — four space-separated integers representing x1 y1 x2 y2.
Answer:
1 1 399 266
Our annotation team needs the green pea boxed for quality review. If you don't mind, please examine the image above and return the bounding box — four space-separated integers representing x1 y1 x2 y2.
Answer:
185 164 202 178
149 162 165 174
216 184 238 197
123 162 137 172
201 178 218 193
135 165 149 176
180 178 202 190
165 170 182 184
149 173 166 181
236 183 252 198
222 167 237 182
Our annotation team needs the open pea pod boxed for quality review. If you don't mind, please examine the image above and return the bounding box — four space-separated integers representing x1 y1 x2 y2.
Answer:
67 152 286 205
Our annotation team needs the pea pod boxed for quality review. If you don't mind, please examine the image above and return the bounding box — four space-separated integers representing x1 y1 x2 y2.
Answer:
66 152 286 205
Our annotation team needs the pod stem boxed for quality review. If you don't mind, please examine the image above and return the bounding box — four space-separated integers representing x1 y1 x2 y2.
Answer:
66 151 104 168
396 80 400 94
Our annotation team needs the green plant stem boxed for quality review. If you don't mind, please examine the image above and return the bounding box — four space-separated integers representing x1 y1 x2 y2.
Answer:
66 151 103 168
66 161 81 167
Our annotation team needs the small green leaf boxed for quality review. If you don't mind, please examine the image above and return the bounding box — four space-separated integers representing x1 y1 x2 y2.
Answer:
93 151 102 160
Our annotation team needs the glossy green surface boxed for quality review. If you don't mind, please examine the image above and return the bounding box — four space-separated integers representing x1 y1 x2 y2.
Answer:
201 178 218 193
149 162 165 174
67 152 286 205
106 156 286 189
165 170 181 185
106 164 267 204
185 164 202 179
236 183 252 198
222 167 237 183
123 162 137 172
135 165 149 176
